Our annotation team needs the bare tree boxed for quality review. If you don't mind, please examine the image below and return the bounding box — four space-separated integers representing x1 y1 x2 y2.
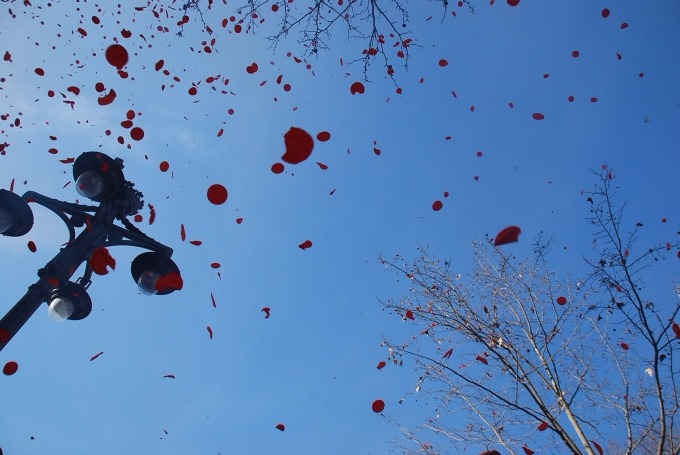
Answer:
161 0 472 78
379 167 680 455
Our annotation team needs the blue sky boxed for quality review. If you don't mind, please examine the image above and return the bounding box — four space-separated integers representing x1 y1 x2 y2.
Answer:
1 1 679 454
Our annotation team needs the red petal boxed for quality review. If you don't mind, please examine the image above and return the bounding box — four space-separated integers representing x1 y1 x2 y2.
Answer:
376 361 386 370
207 184 228 205
275 423 285 431
537 421 549 431
261 307 271 318
442 348 453 359
90 351 104 361
298 240 313 250
372 399 385 413
207 326 213 339
591 441 603 455
672 322 680 338
105 44 129 69
522 446 535 455
3 361 19 375
556 296 567 305
180 224 186 241
494 226 521 246
532 112 545 120
476 355 488 365
89 247 116 275
155 272 183 292
282 127 314 164
350 81 365 94
405 310 415 320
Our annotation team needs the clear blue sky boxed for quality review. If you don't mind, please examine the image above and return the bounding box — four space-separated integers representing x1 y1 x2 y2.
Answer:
1 1 678 454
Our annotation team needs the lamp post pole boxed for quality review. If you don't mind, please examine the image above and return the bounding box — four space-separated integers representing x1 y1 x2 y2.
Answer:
0 152 182 353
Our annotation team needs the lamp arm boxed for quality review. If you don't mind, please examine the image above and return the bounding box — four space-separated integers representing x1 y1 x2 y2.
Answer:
104 218 173 256
22 191 99 242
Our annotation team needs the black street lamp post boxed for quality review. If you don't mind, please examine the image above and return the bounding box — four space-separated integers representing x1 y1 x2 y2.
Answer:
0 152 182 352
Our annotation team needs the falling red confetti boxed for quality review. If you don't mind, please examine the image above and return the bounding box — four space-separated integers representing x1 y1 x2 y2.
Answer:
189 240 203 246
246 62 259 74
211 262 221 269
34 67 45 76
572 50 580 58
130 127 144 141
532 113 545 120
90 247 116 275
159 161 170 172
299 240 313 250
281 127 314 165
476 151 483 157
507 0 520 5
271 162 285 174
537 421 549 431
432 200 443 211
180 224 186 241
163 374 176 379
317 162 328 170
620 342 629 350
476 355 488 365
672 322 680 338
105 44 129 69
188 86 198 96
591 441 604 455
148 204 156 225
568 95 575 102
97 89 117 106
155 272 183 292
350 81 365 94
27 241 36 252
377 361 386 370
316 131 331 142
591 97 598 103
275 424 285 431
262 307 271 318
207 184 228 205
620 22 628 29
207 326 213 339
90 351 104 361
442 348 453 359
155 59 164 71
210 292 217 308
438 59 448 67
494 226 521 246
372 399 385 413
556 296 567 305
522 446 535 455
3 361 18 375
601 8 610 18
236 218 243 224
